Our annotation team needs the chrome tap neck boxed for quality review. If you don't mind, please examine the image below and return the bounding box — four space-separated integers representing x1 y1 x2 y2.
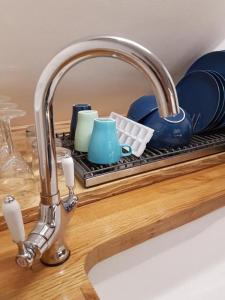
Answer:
34 35 179 204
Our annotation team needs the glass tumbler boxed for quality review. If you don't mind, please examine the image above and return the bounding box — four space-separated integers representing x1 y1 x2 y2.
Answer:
32 142 71 191
0 108 37 200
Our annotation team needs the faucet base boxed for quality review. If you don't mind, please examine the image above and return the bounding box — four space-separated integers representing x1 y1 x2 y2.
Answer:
40 242 70 266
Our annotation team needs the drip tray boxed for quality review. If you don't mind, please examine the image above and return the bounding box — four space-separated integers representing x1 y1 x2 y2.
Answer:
56 130 225 187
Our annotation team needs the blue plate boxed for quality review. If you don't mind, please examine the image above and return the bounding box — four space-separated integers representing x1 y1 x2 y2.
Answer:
206 71 225 129
176 71 221 134
186 51 225 78
208 71 225 130
127 95 157 122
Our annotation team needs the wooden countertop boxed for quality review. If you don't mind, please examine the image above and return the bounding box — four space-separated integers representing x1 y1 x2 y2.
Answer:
1 122 225 230
1 163 225 299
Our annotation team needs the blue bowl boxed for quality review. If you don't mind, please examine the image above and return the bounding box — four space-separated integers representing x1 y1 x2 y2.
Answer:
141 107 193 149
127 95 157 122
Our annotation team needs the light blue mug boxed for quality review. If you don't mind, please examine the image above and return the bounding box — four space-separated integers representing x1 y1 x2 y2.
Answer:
88 118 132 164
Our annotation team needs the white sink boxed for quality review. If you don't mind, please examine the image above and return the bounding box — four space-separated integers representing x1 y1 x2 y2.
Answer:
89 206 225 300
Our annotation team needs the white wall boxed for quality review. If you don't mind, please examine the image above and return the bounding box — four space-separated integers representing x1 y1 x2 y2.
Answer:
1 0 225 125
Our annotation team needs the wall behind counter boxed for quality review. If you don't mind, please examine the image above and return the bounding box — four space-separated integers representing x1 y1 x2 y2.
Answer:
1 0 225 125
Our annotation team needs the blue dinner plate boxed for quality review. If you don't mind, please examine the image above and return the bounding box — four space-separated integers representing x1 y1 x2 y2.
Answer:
186 51 225 78
206 71 225 129
176 71 221 134
210 71 225 130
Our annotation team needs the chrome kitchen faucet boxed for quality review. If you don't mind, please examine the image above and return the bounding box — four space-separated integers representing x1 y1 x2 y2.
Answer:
3 36 179 267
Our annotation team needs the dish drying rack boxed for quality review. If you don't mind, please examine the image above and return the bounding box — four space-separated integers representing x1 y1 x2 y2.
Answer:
56 129 225 187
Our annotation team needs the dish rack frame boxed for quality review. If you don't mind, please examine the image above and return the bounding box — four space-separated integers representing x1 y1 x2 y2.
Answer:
56 129 225 187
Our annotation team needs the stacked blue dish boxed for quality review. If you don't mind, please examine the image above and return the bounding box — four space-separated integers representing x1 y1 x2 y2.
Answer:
177 51 225 134
127 51 225 150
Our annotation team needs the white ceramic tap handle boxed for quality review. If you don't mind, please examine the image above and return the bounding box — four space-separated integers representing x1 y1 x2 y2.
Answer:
62 156 74 188
2 195 25 243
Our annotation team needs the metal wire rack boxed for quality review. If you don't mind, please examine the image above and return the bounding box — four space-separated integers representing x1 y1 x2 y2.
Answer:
56 130 225 187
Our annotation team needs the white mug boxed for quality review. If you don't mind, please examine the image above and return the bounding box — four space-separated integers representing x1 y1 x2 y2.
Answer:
74 110 99 152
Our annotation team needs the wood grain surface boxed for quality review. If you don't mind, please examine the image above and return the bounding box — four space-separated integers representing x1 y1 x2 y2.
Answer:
1 122 225 231
1 163 225 299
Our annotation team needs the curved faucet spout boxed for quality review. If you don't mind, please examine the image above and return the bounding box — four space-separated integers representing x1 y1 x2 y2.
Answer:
34 36 179 203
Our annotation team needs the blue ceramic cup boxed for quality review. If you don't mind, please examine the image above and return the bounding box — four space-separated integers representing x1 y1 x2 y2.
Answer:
70 104 91 140
88 118 132 164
